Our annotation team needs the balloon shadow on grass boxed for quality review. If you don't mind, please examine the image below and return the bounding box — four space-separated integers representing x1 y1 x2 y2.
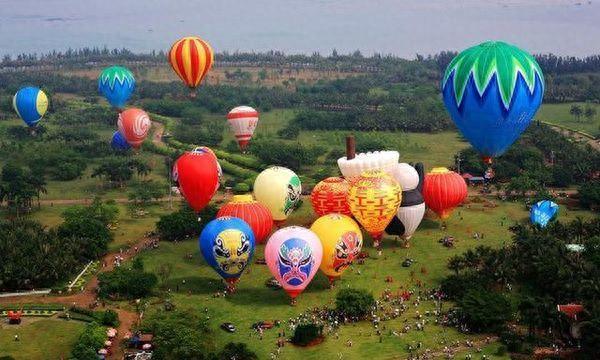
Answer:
168 276 222 295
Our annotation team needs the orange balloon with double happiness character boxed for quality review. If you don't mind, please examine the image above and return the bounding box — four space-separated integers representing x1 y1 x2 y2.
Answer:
347 170 402 248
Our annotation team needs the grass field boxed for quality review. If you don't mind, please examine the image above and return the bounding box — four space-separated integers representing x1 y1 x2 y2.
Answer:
0 318 85 360
136 198 595 360
29 202 174 251
536 102 600 136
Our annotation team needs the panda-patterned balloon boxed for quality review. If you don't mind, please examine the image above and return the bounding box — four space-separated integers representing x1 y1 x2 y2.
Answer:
386 163 426 242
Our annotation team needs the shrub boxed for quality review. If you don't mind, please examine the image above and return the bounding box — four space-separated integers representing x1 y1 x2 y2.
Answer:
97 258 157 299
335 288 375 320
156 205 217 241
96 309 119 327
291 323 323 346
457 289 513 332
71 322 106 360
216 342 258 360
233 183 250 194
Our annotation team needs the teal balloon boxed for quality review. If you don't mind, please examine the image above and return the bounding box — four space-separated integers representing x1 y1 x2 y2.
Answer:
98 66 135 108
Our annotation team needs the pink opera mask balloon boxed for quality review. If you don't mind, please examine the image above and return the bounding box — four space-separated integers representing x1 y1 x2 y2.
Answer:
264 226 323 303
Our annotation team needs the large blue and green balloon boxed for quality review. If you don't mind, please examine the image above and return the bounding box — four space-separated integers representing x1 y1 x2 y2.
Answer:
98 66 135 109
199 217 255 290
442 41 544 163
13 86 48 127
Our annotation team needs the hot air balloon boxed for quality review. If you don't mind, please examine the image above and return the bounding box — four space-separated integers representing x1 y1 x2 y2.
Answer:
168 36 213 95
441 41 544 164
173 147 221 213
530 200 559 228
310 214 362 286
110 130 131 151
386 163 425 242
227 106 259 151
264 226 322 304
98 66 135 109
13 86 48 128
347 170 402 248
117 108 151 149
422 167 467 220
199 217 255 292
337 150 399 180
217 194 274 244
310 177 351 217
253 167 301 224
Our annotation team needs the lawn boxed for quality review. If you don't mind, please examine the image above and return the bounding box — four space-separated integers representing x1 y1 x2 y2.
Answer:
136 198 594 360
29 202 174 251
0 318 85 360
536 102 600 137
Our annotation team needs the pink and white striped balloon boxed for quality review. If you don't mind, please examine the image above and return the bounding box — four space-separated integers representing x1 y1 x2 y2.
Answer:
265 226 323 302
227 106 258 151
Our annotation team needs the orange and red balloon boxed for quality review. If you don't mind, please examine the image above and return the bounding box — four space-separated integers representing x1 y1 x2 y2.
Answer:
217 194 274 244
168 36 214 90
422 167 467 220
310 177 351 217
173 147 221 213
117 108 151 149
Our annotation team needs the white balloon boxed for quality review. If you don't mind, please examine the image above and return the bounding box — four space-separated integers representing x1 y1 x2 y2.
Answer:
337 151 399 179
396 203 425 240
391 163 419 191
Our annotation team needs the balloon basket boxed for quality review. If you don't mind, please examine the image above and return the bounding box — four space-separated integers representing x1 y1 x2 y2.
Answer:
328 277 337 289
189 90 197 99
290 298 297 306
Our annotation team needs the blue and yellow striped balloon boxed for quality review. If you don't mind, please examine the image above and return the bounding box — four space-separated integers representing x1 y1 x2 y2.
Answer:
13 86 48 127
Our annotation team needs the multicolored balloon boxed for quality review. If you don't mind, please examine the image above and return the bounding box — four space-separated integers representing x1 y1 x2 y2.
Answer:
13 86 48 127
217 194 274 244
337 151 399 180
386 163 425 241
310 214 363 285
530 200 559 228
117 108 151 149
422 167 467 220
310 177 351 217
173 147 221 213
253 167 302 223
168 36 214 92
227 106 259 151
199 217 255 291
347 170 402 247
110 130 131 151
442 41 544 163
264 226 322 303
98 66 135 109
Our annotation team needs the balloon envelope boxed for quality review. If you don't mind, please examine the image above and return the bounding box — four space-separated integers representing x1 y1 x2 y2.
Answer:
217 194 273 244
199 217 255 287
422 167 467 220
530 200 559 228
442 41 544 162
310 214 362 281
254 167 301 221
173 147 221 212
13 86 48 127
168 36 214 90
265 226 322 299
348 170 402 244
111 130 131 151
227 106 259 151
117 108 151 149
310 177 351 217
98 66 135 109
337 151 399 180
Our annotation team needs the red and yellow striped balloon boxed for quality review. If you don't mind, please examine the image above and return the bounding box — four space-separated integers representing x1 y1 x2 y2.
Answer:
168 36 214 90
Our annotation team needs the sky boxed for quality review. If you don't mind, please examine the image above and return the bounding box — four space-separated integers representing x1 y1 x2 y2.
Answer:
0 0 599 58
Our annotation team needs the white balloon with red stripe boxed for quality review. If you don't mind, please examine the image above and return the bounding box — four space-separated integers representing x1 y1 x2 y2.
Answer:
227 106 259 151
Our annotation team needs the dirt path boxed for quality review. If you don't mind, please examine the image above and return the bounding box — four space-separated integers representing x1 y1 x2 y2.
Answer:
547 124 600 151
0 235 156 359
151 121 165 146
